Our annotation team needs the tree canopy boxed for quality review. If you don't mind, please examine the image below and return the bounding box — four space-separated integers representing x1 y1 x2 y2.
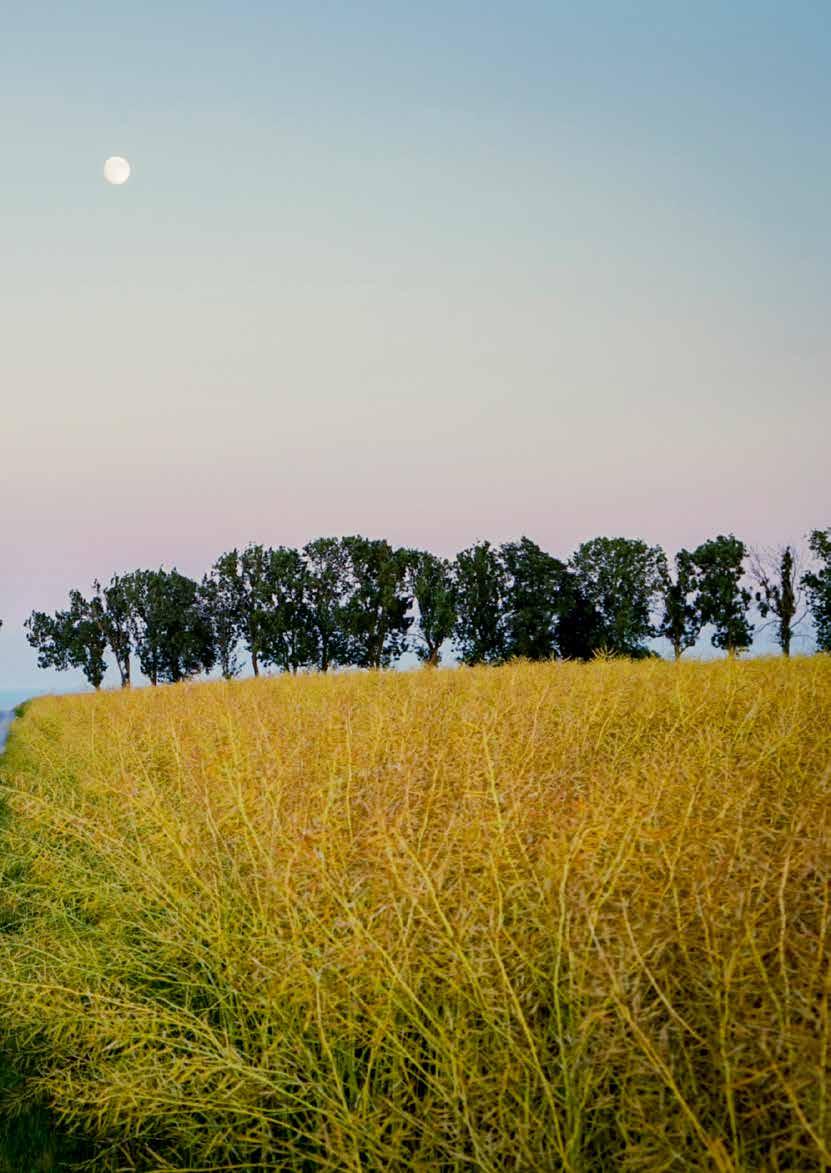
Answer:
658 549 702 661
15 524 830 690
692 535 753 656
569 537 667 657
803 529 831 653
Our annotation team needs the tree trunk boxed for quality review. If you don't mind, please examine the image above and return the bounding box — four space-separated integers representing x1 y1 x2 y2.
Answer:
252 650 259 677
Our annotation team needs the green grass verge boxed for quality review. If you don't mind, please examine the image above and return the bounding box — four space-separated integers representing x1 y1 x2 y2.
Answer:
0 703 100 1171
0 1056 96 1173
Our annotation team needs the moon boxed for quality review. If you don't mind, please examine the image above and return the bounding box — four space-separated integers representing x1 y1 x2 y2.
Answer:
104 156 131 185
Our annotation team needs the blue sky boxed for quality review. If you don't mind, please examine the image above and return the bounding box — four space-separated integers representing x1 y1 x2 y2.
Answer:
1 1 829 693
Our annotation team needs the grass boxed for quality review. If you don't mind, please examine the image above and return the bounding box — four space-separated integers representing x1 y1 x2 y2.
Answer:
0 1054 95 1173
0 657 828 1170
0 710 98 1172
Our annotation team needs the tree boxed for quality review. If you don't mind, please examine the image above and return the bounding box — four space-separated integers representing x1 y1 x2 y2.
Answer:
802 528 831 653
200 571 241 679
658 549 702 661
303 538 350 673
404 549 456 666
453 541 507 665
691 535 753 656
91 575 134 686
26 591 108 689
553 572 606 660
569 537 667 657
261 546 315 674
237 545 276 678
500 537 567 661
125 569 215 685
750 545 804 657
341 537 412 669
207 547 273 677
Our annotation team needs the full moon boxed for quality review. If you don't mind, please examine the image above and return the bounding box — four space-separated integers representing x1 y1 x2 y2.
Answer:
103 156 131 185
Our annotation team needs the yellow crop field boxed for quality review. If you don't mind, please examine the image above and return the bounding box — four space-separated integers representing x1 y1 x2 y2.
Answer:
0 658 829 1170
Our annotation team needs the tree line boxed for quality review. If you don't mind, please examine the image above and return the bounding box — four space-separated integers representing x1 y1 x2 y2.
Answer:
16 528 831 690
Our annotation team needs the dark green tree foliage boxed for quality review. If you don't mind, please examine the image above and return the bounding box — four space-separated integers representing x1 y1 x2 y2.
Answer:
453 541 507 665
92 576 134 686
802 528 831 652
262 546 315 674
304 538 350 672
125 569 215 685
404 549 456 666
501 537 567 661
659 549 702 661
237 545 276 678
29 528 831 689
199 572 241 679
25 591 108 689
752 546 802 658
341 537 412 668
208 546 274 677
692 534 753 655
26 611 65 672
553 572 606 660
569 537 667 657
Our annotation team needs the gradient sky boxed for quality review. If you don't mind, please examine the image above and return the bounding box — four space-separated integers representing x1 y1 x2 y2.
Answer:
2 1 829 693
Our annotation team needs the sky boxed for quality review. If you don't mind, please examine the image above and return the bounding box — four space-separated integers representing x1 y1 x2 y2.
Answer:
1 0 829 695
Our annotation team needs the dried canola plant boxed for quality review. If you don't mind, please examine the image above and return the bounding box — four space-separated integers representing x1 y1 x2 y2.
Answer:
0 657 829 1170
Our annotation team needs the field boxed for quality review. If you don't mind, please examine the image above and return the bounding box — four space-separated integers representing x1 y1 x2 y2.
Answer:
0 658 829 1170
